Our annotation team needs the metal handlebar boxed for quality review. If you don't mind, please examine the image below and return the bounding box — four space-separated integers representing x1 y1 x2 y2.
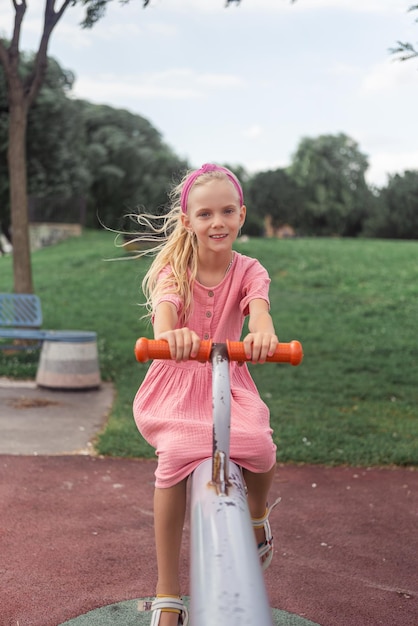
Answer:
135 337 303 366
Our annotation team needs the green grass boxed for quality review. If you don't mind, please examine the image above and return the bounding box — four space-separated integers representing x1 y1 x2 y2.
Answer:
1 231 417 466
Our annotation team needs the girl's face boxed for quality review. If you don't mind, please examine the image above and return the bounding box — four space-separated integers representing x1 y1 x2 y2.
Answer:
182 178 246 255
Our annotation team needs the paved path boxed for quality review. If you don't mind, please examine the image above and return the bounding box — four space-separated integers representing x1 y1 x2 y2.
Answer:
0 379 417 625
0 378 114 455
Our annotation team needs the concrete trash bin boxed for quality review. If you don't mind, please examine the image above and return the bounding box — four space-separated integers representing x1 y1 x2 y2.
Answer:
36 331 101 390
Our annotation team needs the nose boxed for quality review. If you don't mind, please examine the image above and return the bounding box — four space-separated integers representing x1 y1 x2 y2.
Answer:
212 212 224 228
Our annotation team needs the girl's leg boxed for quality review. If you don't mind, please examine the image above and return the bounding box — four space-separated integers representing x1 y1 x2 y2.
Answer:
153 478 188 626
242 465 276 556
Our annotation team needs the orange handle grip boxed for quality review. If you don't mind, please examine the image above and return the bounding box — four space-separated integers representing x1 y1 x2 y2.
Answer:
135 337 303 366
135 337 213 362
226 339 303 365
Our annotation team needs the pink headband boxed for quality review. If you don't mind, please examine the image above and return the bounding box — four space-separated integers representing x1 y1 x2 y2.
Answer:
180 163 244 214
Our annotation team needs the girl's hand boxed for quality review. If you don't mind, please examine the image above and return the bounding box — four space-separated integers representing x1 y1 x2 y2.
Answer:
156 328 201 362
242 332 279 363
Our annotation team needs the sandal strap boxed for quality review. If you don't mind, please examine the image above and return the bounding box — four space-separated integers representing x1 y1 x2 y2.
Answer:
151 597 185 613
251 497 280 572
139 596 189 625
251 496 281 528
257 523 273 557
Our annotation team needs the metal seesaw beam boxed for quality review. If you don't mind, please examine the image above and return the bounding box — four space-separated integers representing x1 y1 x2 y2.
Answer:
189 343 274 626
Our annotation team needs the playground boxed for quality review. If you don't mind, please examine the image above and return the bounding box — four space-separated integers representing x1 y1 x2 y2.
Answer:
1 377 417 626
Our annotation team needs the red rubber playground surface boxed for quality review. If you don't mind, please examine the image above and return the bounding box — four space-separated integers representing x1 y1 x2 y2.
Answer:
0 381 417 626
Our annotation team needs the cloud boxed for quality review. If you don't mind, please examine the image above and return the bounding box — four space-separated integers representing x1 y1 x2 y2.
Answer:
360 59 418 95
244 157 289 174
213 0 402 15
288 0 401 13
242 125 264 139
327 63 361 78
367 150 418 187
72 0 400 18
154 0 401 15
72 68 244 103
196 73 244 88
72 75 202 102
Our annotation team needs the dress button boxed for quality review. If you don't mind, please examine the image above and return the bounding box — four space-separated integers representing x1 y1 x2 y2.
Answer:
208 290 214 297
204 333 209 339
206 311 212 318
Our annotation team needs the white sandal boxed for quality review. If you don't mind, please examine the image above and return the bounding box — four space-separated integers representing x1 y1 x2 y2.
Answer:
252 497 281 571
139 596 189 625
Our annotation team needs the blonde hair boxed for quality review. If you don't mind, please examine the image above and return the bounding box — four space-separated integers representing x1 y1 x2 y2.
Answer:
126 167 240 324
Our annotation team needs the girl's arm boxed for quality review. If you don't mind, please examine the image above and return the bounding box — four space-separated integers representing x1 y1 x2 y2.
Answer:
243 298 279 363
153 301 201 361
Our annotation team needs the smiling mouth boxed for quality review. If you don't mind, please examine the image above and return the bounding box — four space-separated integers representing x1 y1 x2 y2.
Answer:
210 234 228 239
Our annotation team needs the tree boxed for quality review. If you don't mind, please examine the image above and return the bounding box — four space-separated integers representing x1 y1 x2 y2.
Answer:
364 170 418 239
1 53 188 234
1 0 242 293
391 5 418 62
0 53 88 236
81 101 186 229
0 66 9 240
0 1 120 292
246 169 302 234
288 133 373 237
26 57 89 203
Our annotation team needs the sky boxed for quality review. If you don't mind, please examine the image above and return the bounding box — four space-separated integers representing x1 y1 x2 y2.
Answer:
1 0 418 187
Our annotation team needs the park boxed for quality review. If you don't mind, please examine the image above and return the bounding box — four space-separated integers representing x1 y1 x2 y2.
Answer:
1 2 417 625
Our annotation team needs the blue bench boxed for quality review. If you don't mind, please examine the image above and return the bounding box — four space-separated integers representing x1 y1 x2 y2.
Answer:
0 293 100 389
0 293 95 348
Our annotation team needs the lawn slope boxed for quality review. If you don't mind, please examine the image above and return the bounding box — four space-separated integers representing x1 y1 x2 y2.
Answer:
1 231 417 466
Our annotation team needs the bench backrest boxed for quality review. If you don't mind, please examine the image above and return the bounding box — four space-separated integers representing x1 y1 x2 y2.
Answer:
0 294 43 328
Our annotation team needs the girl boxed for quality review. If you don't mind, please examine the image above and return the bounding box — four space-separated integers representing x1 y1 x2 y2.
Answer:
133 163 279 626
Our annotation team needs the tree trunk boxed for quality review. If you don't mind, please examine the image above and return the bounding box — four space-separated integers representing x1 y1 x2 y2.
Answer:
2 0 110 293
7 81 33 294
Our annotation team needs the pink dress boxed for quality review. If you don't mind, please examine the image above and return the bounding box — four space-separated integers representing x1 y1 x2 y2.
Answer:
133 252 277 488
